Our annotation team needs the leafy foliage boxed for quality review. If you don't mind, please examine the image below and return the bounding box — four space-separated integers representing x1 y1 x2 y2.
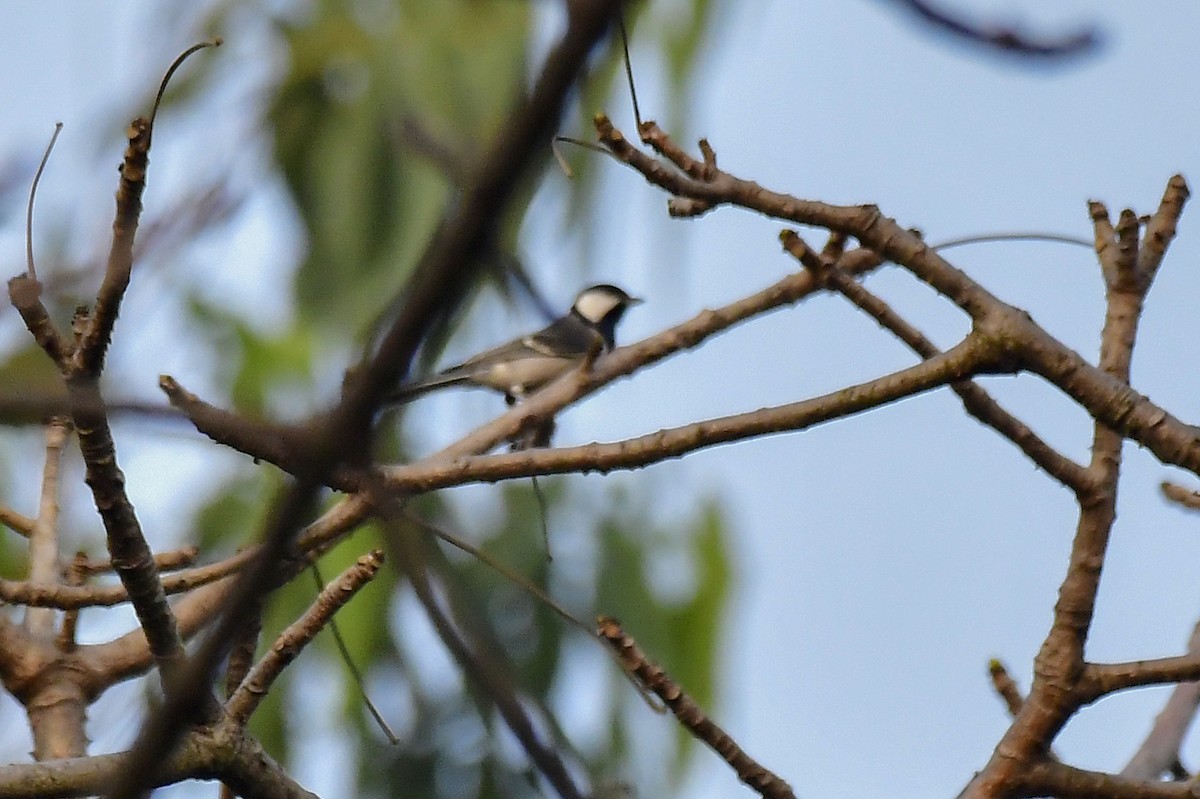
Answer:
0 1 730 795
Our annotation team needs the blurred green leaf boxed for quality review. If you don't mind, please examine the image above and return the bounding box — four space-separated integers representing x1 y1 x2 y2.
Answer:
0 342 66 402
186 293 316 415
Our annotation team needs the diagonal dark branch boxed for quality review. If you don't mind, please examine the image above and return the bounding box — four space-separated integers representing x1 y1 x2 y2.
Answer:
108 13 623 793
386 518 586 799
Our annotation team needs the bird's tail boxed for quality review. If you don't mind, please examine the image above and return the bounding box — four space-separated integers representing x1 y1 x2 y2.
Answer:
386 370 474 405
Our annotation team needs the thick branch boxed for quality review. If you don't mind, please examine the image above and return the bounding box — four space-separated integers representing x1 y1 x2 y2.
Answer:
74 119 150 375
0 725 316 799
965 175 1175 799
67 378 185 681
597 125 1200 480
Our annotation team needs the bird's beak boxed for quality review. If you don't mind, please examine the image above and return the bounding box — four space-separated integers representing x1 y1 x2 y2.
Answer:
628 296 644 306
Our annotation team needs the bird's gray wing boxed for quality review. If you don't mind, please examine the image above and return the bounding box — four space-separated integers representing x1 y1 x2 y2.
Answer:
388 315 603 403
520 315 605 358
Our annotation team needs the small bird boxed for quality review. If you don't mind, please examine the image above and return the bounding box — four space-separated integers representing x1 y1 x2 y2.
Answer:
389 284 642 404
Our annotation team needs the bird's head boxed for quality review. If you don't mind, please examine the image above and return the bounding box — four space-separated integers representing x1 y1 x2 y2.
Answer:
572 284 642 327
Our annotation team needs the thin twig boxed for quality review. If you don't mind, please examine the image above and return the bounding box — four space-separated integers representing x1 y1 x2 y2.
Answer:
405 512 589 635
1120 620 1200 780
617 6 642 129
226 550 384 725
388 519 586 799
0 505 35 537
309 561 398 744
148 39 222 143
1161 481 1200 511
76 546 199 576
56 552 89 652
988 659 1024 718
931 232 1093 252
598 616 796 799
26 122 63 281
779 229 1092 494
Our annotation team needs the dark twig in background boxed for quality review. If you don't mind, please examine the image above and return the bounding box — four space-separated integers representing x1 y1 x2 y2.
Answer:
387 516 587 799
24 122 62 282
887 0 1099 59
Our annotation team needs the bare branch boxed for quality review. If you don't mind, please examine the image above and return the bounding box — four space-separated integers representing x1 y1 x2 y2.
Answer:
226 550 384 725
7 275 70 369
1022 757 1200 799
68 377 187 681
598 616 795 799
77 39 218 375
76 546 199 576
81 578 232 690
780 229 1092 494
1120 620 1200 780
24 419 71 640
595 124 1200 482
988 659 1025 718
0 504 35 537
0 726 317 799
963 174 1173 799
111 9 628 793
1161 481 1200 511
382 335 1000 494
1139 175 1190 283
73 117 151 376
170 251 886 486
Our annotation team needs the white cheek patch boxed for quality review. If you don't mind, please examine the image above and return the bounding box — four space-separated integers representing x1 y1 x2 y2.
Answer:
574 292 619 323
